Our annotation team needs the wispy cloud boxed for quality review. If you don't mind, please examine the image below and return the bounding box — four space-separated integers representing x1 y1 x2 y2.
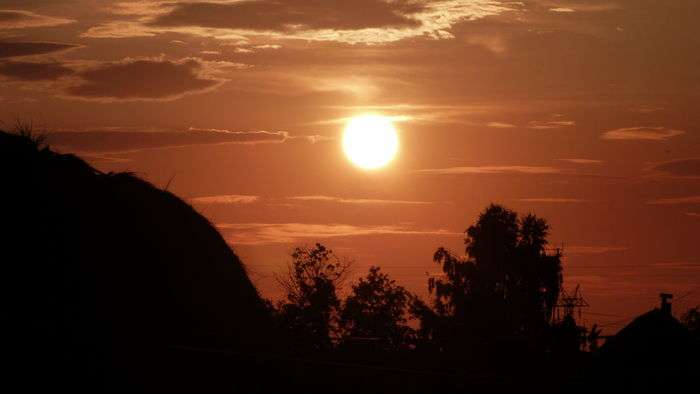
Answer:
61 57 243 102
219 222 461 245
288 195 436 205
0 61 73 81
557 158 603 165
321 103 501 126
465 34 508 55
628 106 664 113
527 120 575 130
0 41 79 59
651 261 700 269
47 128 329 155
601 127 684 141
486 121 516 128
565 246 630 254
190 195 259 204
514 198 589 203
549 8 576 13
83 0 512 44
647 158 700 179
647 196 700 205
415 165 564 175
0 10 75 29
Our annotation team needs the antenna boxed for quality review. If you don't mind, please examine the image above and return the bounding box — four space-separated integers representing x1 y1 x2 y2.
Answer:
553 284 589 323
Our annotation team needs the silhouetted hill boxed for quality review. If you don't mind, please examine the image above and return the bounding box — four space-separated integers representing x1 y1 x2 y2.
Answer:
0 131 276 391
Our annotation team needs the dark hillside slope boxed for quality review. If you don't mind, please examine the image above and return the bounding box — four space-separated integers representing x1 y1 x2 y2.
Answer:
0 131 276 390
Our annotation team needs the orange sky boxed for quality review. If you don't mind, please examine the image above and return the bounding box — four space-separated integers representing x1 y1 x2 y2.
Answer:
2 0 700 333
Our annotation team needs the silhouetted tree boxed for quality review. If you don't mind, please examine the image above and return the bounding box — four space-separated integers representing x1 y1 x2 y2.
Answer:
275 243 351 351
549 315 586 355
424 204 563 351
681 306 700 340
340 266 415 351
586 323 602 352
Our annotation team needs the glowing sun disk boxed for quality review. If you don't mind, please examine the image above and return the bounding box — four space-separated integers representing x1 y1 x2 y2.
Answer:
342 114 399 170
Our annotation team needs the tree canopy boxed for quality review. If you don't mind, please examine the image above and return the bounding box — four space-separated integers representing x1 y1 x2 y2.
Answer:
274 243 351 351
341 266 415 351
423 204 563 350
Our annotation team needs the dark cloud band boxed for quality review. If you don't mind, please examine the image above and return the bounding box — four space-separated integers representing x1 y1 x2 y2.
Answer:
0 61 73 80
47 129 291 153
64 58 221 101
0 41 78 59
149 0 424 31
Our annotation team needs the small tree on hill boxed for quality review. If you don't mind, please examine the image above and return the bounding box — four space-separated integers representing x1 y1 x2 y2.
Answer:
275 243 351 351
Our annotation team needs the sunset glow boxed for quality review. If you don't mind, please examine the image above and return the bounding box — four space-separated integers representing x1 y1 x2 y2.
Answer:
2 0 700 357
342 115 399 170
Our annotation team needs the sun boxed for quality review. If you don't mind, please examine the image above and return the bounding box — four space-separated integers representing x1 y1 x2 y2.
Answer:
342 114 399 170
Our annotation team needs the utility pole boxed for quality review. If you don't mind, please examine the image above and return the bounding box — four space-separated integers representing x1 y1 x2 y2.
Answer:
553 284 589 323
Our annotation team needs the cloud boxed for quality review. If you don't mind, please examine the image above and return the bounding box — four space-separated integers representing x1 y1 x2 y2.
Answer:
84 0 511 44
190 195 260 204
647 196 700 205
63 58 227 101
0 61 73 80
565 246 630 255
465 34 508 55
628 106 664 113
647 158 700 178
486 121 516 128
47 128 326 154
218 222 460 245
0 9 74 29
601 127 685 141
231 44 283 54
549 7 575 13
255 44 282 50
81 21 164 38
0 41 78 59
557 158 603 165
650 261 700 269
684 212 700 218
288 195 436 205
513 198 589 203
527 120 575 129
415 165 564 175
189 127 331 144
150 0 426 31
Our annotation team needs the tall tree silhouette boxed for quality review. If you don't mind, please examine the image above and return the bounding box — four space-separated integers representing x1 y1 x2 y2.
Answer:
421 204 562 351
340 266 415 351
275 243 351 351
